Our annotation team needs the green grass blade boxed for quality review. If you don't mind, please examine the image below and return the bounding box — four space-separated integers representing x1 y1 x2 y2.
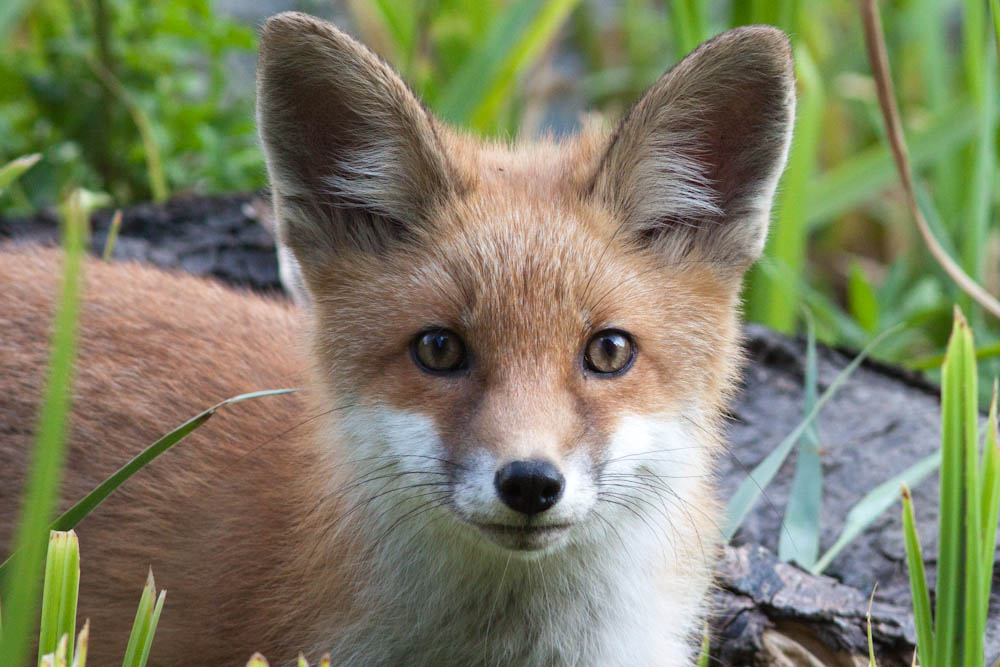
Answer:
959 316 985 663
724 326 898 540
746 46 824 332
812 450 941 574
436 0 580 132
37 531 79 667
866 584 878 667
121 571 156 667
0 388 296 584
435 0 541 126
0 153 41 195
960 36 995 298
0 190 90 667
467 0 582 133
992 0 1000 55
101 211 122 263
805 104 978 230
934 308 971 666
71 621 88 667
136 589 165 667
778 312 822 567
668 0 705 59
847 262 880 334
902 484 934 667
981 383 1000 622
695 622 710 667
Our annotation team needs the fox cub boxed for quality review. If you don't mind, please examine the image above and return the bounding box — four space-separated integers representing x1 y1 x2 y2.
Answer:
0 12 794 666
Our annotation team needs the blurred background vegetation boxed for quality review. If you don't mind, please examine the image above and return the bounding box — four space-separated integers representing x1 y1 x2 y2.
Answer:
1 0 998 396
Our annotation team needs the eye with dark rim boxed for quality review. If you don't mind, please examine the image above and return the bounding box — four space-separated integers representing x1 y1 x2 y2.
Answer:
583 329 636 376
411 328 468 375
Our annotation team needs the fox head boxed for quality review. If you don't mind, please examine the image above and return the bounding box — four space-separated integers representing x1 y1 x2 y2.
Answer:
257 13 794 557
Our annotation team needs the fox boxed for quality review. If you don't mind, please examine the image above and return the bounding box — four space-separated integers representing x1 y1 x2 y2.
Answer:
0 12 795 667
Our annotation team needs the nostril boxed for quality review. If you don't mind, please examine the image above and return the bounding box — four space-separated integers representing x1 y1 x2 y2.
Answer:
494 459 565 516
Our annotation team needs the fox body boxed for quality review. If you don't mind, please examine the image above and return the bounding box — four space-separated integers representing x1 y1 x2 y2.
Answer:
0 13 794 666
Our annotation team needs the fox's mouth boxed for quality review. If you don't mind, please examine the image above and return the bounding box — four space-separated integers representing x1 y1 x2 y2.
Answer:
473 521 573 551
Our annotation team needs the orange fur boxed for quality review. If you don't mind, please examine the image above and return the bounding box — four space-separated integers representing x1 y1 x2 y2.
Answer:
1 13 794 666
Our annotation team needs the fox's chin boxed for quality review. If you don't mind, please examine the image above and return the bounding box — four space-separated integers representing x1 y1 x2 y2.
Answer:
471 521 574 553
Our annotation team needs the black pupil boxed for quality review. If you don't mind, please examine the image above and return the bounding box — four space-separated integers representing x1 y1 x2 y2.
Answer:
428 334 450 360
601 335 624 359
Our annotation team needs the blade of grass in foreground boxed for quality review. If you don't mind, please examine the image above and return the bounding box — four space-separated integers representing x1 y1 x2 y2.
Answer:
37 531 80 666
0 388 296 584
723 326 898 540
902 484 934 667
778 312 822 567
981 383 999 582
0 190 90 667
934 308 973 666
121 571 165 667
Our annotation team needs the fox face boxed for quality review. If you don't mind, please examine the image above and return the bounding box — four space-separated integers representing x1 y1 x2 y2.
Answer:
257 12 794 663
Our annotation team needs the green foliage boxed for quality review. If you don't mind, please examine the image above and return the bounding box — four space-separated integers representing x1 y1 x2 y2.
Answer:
901 309 1000 667
0 0 259 213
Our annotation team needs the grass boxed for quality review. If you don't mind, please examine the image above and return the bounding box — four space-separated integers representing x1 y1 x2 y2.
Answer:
899 310 999 667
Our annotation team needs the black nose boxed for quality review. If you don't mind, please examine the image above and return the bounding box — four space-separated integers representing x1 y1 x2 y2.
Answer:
494 459 565 515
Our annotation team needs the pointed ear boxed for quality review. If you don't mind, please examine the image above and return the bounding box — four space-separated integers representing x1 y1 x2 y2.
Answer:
590 26 795 274
256 12 456 271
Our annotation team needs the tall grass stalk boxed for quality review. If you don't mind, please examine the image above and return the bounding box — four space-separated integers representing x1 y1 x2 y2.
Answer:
747 46 824 332
0 190 92 667
901 308 999 667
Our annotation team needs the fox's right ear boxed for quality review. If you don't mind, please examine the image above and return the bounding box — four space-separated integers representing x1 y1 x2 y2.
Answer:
256 12 456 272
589 26 795 277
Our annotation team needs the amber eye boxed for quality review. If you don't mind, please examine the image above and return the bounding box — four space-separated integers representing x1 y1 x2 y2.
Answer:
584 330 636 376
412 329 468 374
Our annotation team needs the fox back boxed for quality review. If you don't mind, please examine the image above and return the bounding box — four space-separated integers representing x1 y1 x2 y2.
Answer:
0 13 794 666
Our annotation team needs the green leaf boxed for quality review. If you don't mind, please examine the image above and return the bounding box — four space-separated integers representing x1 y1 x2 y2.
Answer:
724 326 898 540
981 383 1000 622
847 262 880 335
0 153 41 195
778 312 822 568
37 531 79 667
934 308 972 666
902 485 934 667
121 571 164 667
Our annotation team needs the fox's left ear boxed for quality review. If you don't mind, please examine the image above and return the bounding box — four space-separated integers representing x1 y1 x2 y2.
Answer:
590 26 795 275
256 12 456 274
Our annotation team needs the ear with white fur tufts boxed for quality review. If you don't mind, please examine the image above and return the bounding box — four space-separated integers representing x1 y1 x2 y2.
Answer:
256 12 456 273
590 26 796 274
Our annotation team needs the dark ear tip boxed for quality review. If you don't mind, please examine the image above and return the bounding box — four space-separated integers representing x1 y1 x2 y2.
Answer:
260 11 352 55
693 25 794 77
